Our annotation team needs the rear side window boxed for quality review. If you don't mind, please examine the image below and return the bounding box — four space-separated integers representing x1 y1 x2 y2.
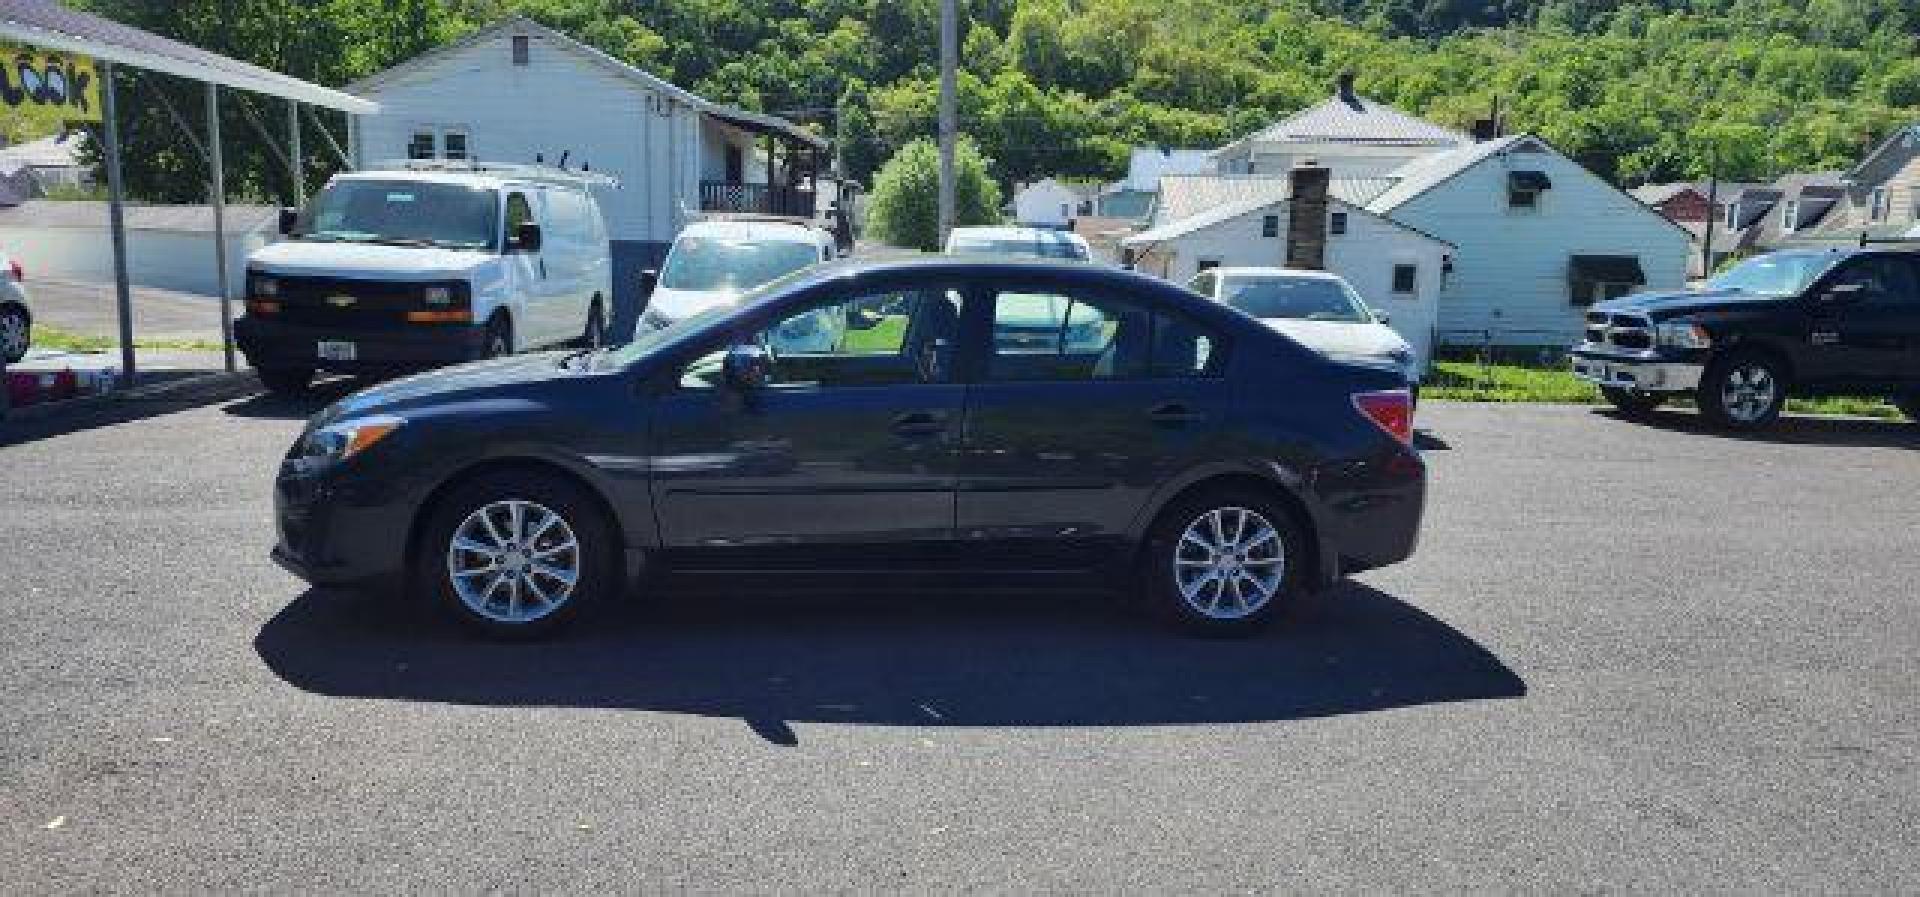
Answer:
985 287 1222 382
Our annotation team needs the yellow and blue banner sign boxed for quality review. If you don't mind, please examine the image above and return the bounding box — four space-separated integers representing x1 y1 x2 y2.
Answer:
0 42 101 123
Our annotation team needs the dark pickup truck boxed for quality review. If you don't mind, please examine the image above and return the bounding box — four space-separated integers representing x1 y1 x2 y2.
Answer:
1570 247 1920 429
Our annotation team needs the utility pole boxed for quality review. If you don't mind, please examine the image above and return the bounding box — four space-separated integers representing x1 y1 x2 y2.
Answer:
937 0 957 247
1701 150 1719 280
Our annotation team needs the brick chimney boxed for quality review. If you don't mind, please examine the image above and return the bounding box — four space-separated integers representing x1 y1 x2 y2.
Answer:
1286 165 1330 271
1336 70 1358 105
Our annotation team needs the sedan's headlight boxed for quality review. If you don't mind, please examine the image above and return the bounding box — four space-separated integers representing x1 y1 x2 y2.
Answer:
1657 321 1712 349
300 414 404 466
252 274 279 298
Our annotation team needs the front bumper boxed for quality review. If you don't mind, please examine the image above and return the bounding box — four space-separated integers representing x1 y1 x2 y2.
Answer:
237 315 487 373
272 458 419 587
1570 349 1703 393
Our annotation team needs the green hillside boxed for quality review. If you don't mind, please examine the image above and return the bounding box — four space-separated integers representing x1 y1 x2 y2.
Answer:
75 0 1920 201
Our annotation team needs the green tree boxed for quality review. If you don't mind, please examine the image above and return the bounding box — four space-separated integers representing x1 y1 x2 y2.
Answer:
866 137 1001 251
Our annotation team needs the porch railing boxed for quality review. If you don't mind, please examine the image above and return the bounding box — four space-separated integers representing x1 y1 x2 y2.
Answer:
699 180 816 218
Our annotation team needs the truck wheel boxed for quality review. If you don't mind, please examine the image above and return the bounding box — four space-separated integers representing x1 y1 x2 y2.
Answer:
257 366 313 396
481 316 513 359
1698 352 1786 430
0 303 29 363
1601 386 1664 416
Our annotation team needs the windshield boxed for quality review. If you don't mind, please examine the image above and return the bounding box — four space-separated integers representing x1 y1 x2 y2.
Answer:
1221 276 1372 323
298 180 497 250
949 235 1088 260
1705 253 1837 297
659 237 820 293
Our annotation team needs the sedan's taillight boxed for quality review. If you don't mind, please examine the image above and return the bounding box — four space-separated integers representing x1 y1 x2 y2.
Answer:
8 259 21 281
1353 390 1413 444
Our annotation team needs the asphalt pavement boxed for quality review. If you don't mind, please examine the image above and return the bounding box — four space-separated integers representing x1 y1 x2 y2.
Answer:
2 395 1917 891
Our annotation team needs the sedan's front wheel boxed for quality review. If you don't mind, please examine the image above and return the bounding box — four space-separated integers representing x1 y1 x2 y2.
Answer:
416 469 616 639
1145 488 1307 636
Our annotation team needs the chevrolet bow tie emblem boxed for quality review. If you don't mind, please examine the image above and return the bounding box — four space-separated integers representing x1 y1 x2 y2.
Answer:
325 294 357 308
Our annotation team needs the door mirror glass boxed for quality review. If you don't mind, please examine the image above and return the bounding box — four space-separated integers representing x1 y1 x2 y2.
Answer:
1374 310 1391 326
510 222 542 253
638 268 658 296
722 343 772 390
278 207 299 236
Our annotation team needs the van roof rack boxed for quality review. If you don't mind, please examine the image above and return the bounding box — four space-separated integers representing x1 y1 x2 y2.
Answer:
373 158 620 189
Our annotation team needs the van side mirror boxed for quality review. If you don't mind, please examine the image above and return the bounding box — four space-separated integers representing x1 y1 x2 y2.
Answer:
1374 310 1392 326
723 343 772 390
510 222 542 253
277 207 299 236
638 269 658 297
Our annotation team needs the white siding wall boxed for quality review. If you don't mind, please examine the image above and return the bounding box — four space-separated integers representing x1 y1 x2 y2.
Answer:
1388 146 1691 347
0 224 267 298
1136 199 1448 367
352 29 699 244
1014 180 1076 226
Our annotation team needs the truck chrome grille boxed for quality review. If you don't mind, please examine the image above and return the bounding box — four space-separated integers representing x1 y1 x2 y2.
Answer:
1583 312 1652 351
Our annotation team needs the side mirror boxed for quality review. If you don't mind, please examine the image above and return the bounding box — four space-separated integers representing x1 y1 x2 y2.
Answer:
1820 281 1865 303
1374 310 1392 326
722 343 772 390
277 207 299 236
638 268 658 297
510 222 542 253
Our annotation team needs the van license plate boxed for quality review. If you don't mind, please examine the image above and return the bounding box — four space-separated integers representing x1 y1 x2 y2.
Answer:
317 340 356 361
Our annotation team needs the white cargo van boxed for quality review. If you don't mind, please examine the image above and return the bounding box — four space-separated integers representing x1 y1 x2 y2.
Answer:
236 164 614 394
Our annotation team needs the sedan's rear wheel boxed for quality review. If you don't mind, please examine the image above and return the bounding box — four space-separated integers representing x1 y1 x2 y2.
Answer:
1145 488 1306 636
416 469 615 639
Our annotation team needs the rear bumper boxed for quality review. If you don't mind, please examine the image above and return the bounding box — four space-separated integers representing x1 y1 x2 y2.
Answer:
237 315 486 373
1569 349 1703 393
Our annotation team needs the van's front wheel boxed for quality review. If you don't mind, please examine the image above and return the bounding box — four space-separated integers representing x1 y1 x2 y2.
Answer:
257 366 313 396
481 317 513 359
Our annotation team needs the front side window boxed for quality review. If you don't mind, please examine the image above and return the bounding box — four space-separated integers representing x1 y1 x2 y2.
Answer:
986 287 1219 382
682 287 964 388
503 192 534 244
660 238 821 294
299 179 498 250
1824 257 1918 306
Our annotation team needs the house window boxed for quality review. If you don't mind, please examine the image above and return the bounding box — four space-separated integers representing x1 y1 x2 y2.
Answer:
1870 187 1890 222
1261 215 1279 238
1723 202 1738 229
1508 170 1551 210
1059 203 1070 219
1568 255 1647 306
1781 200 1798 233
512 35 530 65
1330 212 1347 235
1196 259 1221 273
407 131 435 160
1391 264 1417 294
442 131 469 161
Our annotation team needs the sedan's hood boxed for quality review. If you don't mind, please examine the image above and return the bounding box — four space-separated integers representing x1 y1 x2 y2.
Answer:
648 286 743 323
1260 319 1409 360
250 239 491 279
328 351 585 420
1593 288 1793 319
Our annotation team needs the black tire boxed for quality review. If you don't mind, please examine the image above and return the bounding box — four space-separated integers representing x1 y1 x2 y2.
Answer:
580 300 606 349
1141 486 1310 637
0 302 29 364
413 468 617 640
257 365 313 396
481 315 513 359
1601 385 1665 416
1697 351 1787 430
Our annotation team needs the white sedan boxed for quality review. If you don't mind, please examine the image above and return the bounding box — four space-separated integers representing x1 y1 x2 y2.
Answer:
1187 266 1419 389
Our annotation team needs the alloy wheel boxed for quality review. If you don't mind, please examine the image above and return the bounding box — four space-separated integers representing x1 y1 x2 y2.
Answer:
1720 364 1778 423
1173 506 1287 620
0 309 27 360
446 499 581 624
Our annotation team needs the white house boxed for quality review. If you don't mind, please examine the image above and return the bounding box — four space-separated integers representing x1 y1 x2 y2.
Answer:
1095 147 1212 220
343 16 830 327
1361 134 1691 345
1210 73 1468 179
1122 173 1453 367
1012 177 1097 227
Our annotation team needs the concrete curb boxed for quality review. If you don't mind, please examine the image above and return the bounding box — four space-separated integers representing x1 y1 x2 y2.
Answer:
1 369 258 425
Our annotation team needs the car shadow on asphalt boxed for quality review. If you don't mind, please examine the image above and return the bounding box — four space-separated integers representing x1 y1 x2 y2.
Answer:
254 583 1526 745
220 377 367 421
1592 406 1919 448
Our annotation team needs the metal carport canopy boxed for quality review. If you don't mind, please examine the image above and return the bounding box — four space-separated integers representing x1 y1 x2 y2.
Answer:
0 0 376 113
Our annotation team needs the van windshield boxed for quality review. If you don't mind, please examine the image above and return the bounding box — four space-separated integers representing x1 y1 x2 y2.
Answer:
297 180 498 251
659 238 820 293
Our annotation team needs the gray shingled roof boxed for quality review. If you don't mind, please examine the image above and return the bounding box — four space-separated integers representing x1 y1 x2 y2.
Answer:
1215 94 1466 158
1124 192 1452 248
1151 174 1394 226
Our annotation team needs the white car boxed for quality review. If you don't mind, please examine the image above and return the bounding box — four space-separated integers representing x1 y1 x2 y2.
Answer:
0 249 28 364
945 226 1091 261
1187 267 1420 388
235 165 614 394
636 219 836 348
